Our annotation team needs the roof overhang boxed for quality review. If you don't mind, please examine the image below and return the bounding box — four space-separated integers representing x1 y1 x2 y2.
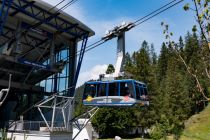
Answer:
0 0 95 45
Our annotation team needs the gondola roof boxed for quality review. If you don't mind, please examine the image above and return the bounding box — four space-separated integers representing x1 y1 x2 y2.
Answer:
85 79 146 85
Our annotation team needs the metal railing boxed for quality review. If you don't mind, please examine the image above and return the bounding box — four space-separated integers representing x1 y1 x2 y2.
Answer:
6 120 71 132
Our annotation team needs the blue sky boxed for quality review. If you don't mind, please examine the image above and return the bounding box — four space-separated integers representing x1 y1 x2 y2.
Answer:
43 0 196 86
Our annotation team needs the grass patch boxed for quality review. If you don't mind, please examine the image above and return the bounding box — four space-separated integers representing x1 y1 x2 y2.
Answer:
97 138 151 140
179 104 210 140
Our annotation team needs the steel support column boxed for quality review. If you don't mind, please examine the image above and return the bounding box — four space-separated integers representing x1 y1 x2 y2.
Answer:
68 34 89 97
117 32 125 73
68 39 77 97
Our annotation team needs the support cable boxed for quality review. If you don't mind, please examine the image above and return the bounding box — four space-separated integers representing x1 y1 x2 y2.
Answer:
135 0 184 26
62 0 184 61
133 0 180 24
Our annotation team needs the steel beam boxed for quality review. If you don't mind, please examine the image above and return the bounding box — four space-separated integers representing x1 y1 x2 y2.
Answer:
0 79 43 92
8 0 88 38
9 1 35 16
0 67 25 75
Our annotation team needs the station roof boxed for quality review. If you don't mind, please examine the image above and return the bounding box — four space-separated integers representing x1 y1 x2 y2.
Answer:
31 0 95 38
0 0 95 46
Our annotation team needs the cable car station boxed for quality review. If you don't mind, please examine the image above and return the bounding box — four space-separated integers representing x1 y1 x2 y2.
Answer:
0 0 95 139
0 0 188 139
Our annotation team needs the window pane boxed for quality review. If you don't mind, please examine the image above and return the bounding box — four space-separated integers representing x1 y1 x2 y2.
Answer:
108 82 118 96
98 83 106 97
139 85 148 100
84 84 96 99
140 86 144 95
120 82 134 98
143 88 148 95
135 83 140 100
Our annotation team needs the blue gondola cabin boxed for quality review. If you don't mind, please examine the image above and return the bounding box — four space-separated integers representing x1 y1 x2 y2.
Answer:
83 79 149 107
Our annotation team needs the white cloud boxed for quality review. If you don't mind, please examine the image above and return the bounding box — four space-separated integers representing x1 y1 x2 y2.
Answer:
77 64 108 86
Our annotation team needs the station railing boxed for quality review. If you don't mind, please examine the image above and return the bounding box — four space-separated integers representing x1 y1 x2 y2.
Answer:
4 120 72 132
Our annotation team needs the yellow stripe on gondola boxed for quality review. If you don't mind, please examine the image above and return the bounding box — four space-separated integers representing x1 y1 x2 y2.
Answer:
86 95 93 102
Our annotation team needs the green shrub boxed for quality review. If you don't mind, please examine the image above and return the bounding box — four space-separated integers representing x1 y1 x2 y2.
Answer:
150 123 164 140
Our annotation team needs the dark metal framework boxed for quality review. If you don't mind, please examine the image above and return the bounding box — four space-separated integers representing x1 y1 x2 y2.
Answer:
0 0 92 122
1 0 88 37
0 0 13 34
0 0 90 94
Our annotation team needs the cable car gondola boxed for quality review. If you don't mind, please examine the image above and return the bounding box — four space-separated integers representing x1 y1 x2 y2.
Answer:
83 22 149 107
83 79 149 107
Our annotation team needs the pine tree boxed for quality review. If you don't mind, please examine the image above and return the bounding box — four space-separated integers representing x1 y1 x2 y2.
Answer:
178 36 184 52
124 52 132 66
156 49 193 139
136 40 151 83
106 64 115 74
183 31 208 112
132 41 158 136
184 32 200 67
124 52 135 78
150 43 157 65
156 43 169 84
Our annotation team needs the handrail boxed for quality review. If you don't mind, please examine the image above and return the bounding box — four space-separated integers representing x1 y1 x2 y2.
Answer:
7 120 70 132
0 74 12 106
